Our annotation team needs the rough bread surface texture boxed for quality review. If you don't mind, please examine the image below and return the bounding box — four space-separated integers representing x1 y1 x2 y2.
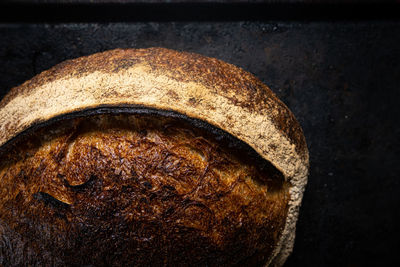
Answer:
0 114 289 266
0 48 309 266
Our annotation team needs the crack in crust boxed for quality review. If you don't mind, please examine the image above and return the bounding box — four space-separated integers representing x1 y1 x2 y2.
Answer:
0 114 289 266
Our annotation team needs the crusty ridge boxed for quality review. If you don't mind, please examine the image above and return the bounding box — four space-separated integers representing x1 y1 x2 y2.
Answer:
0 48 307 161
0 47 309 266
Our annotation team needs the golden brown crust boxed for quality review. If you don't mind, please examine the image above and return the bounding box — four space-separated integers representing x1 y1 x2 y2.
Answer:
0 48 307 161
0 114 289 266
0 48 309 266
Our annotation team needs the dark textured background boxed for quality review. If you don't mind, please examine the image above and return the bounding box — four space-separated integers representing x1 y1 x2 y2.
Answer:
0 3 399 266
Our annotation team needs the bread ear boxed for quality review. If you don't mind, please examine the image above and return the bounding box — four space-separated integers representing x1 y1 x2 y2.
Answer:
0 47 308 266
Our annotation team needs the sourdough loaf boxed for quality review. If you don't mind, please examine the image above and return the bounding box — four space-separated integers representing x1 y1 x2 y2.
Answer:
0 48 308 266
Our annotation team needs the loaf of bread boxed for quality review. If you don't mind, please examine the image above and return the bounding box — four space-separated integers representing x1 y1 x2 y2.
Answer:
0 48 309 266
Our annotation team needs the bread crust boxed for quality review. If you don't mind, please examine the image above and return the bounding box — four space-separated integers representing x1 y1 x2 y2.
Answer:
0 113 290 266
0 48 309 266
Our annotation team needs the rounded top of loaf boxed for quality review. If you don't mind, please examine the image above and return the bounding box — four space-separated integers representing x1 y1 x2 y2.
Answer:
0 47 309 266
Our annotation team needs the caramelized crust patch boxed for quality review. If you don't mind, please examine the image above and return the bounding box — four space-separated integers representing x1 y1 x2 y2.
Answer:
0 114 289 266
